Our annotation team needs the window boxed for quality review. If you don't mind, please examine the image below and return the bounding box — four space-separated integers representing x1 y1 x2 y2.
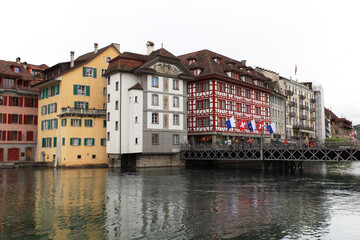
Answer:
103 120 106 128
101 138 106 146
217 82 225 92
71 119 81 127
0 96 3 105
246 90 250 98
62 138 65 146
246 105 251 113
74 101 88 110
204 118 210 126
107 94 110 103
115 101 119 110
4 78 15 88
197 118 203 127
135 96 138 103
152 134 159 145
135 116 138 123
173 79 179 90
152 113 159 124
70 138 81 146
213 58 221 64
173 97 179 107
48 103 57 113
52 119 58 129
152 94 159 106
11 114 18 124
107 113 110 121
203 100 209 108
173 134 179 145
256 107 261 115
173 115 180 125
236 103 242 112
61 119 67 127
115 121 118 130
74 85 89 96
255 92 260 100
84 119 93 127
101 69 106 78
192 69 201 76
197 100 202 109
107 77 110 85
135 138 138 144
152 76 159 87
27 98 35 107
12 97 19 106
83 67 97 78
84 138 95 146
103 87 107 96
116 82 119 91
42 137 52 148
107 132 110 141
106 57 111 63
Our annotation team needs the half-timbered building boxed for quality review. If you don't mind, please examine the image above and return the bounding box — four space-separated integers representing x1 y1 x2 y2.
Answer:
178 50 272 146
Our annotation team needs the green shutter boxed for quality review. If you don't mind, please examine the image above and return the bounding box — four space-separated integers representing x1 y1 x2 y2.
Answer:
49 119 52 130
51 86 55 96
47 104 50 114
73 85 78 95
103 120 106 128
92 138 94 146
85 102 89 110
70 138 73 146
86 86 90 96
79 138 81 146
54 103 57 113
90 119 93 127
82 67 86 77
56 84 59 95
53 137 57 148
55 119 58 129
49 138 52 148
93 68 97 78
79 119 82 127
62 138 65 146
74 101 78 109
71 119 74 126
41 121 44 130
45 88 48 98
42 138 45 147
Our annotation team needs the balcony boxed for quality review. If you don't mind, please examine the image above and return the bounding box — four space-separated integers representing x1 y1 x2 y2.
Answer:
289 101 297 107
300 114 307 120
302 125 314 131
300 104 306 109
310 98 316 103
293 123 303 129
299 94 306 100
59 107 106 118
310 107 315 112
285 90 294 96
311 117 316 122
289 112 296 117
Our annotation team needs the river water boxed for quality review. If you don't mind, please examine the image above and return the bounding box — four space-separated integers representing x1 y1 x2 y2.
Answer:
1 162 360 240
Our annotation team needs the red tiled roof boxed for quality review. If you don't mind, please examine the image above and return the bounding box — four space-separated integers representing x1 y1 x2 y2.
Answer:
128 82 143 91
0 59 46 82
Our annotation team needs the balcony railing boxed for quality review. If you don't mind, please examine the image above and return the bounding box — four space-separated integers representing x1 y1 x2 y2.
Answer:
300 104 306 109
300 114 307 120
59 107 106 118
310 107 315 112
289 112 296 117
289 101 297 107
285 90 294 96
299 94 306 100
293 123 303 129
310 98 316 103
0 84 38 92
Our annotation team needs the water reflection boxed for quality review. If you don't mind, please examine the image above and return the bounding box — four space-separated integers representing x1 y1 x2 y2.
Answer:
0 163 360 239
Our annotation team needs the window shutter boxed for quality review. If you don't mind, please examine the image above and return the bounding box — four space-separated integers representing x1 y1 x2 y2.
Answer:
42 138 45 147
93 68 97 78
74 101 78 109
51 86 55 96
79 138 81 146
70 138 73 146
92 138 94 146
79 119 82 127
71 119 74 126
2 131 6 141
62 138 65 146
39 93 41 100
3 114 6 124
103 120 106 128
8 114 11 124
48 104 50 114
24 115 27 124
86 86 90 96
50 119 53 130
19 97 23 107
41 121 44 130
45 88 48 98
55 119 58 129
24 98 28 107
34 115 38 125
85 102 89 110
49 138 52 148
55 103 57 112
9 96 12 106
19 115 23 124
53 137 57 147
73 85 78 95
82 67 86 77
90 119 93 127
56 84 60 95
18 131 22 141
4 96 7 106
7 131 11 141
35 99 38 108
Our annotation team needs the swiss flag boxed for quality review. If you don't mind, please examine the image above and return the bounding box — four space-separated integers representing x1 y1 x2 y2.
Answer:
256 121 266 131
238 119 247 130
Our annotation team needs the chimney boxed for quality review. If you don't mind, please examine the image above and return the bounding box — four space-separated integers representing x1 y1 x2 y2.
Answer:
146 41 154 55
70 51 75 68
16 57 21 63
23 62 27 69
94 43 98 54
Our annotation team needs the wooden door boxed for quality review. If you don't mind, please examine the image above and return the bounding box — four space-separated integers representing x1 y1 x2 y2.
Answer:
8 148 19 161
0 149 3 161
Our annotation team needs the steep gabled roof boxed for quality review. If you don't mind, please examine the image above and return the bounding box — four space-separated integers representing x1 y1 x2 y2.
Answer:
0 60 46 83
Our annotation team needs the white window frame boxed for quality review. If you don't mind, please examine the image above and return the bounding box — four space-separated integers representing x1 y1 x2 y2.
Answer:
152 113 159 124
173 96 179 108
152 94 159 106
173 114 180 125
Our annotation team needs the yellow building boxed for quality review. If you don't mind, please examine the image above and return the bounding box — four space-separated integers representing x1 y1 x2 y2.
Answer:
32 43 120 167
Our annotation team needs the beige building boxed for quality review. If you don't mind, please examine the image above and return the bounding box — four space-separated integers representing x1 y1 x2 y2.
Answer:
325 108 352 140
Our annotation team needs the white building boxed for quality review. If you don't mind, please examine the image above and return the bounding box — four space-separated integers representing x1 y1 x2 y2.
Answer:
105 42 193 167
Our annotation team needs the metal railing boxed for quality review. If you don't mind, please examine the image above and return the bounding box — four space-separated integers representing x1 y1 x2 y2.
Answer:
59 107 106 118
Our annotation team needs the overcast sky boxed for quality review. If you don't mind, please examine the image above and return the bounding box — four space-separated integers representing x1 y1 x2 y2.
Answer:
1 0 359 124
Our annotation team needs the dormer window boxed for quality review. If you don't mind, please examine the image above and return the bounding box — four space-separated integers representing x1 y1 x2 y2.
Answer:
213 58 221 64
191 69 201 76
188 59 196 65
14 67 20 73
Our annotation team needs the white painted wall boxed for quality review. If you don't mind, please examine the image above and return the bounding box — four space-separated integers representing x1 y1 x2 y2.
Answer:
128 89 143 153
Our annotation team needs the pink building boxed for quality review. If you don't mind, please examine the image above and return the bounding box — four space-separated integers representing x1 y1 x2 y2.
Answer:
0 58 47 161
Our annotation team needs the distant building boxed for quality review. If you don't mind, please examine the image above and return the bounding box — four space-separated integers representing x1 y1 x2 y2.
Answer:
312 83 325 141
177 50 272 146
324 108 352 139
105 42 193 168
255 68 286 140
0 58 46 161
32 43 120 166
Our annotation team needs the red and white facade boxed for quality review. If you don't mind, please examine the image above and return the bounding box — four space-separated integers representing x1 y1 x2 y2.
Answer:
179 50 272 145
